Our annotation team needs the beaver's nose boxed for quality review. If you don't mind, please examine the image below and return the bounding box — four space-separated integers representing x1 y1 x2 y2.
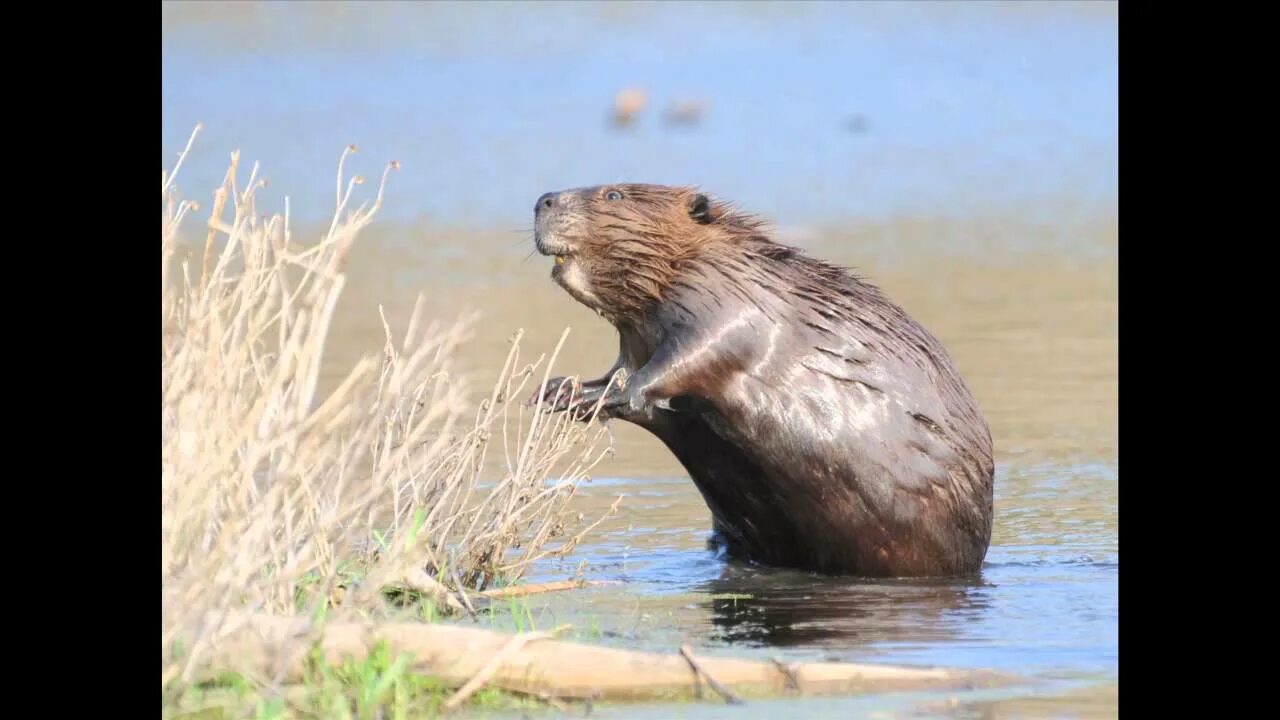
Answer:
535 192 557 216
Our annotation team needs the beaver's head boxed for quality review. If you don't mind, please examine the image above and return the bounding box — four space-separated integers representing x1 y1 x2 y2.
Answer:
533 183 760 322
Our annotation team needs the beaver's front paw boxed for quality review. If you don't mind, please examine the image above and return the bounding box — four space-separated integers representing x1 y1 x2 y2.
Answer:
528 376 580 412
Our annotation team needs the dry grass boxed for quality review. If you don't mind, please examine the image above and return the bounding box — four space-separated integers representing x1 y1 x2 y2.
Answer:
161 125 618 692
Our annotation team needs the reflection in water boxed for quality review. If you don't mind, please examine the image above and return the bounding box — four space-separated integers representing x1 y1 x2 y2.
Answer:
699 564 991 650
523 455 1115 690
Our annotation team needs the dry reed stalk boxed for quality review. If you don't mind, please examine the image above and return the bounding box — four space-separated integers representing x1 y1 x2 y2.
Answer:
162 126 618 689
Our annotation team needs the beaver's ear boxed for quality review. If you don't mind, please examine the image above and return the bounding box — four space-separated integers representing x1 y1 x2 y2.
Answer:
688 193 717 224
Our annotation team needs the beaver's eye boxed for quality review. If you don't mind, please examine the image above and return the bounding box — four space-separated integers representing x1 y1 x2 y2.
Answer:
605 190 623 201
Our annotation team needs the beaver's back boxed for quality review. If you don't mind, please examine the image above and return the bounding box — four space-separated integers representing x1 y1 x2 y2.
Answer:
650 244 995 576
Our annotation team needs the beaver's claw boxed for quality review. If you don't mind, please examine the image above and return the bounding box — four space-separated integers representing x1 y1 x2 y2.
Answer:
528 376 581 412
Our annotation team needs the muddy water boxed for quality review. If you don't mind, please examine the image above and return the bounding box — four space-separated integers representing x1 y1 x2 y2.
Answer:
324 213 1118 718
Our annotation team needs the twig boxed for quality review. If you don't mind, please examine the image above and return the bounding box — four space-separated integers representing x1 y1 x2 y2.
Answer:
400 568 471 617
201 176 231 292
477 580 618 600
679 644 745 705
442 625 571 712
448 564 478 618
535 691 570 713
771 656 802 693
164 122 203 195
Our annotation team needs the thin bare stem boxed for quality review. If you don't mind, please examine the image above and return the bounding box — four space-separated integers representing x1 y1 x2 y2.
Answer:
163 122 203 196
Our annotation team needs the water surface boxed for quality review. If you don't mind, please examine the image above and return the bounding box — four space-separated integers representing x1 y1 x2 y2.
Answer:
162 1 1117 230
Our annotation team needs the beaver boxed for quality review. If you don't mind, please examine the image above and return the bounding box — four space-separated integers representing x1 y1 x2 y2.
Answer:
528 184 995 578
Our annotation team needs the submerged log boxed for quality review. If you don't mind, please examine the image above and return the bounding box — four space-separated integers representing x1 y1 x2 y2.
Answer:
200 612 1024 703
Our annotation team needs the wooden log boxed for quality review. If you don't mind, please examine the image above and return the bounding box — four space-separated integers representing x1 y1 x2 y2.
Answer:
197 612 1025 703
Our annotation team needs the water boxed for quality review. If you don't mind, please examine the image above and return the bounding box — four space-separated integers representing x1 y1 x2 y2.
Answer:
163 2 1118 717
162 1 1117 230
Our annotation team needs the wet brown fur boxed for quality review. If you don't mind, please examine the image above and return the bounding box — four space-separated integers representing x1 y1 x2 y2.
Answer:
537 185 770 319
532 183 995 578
